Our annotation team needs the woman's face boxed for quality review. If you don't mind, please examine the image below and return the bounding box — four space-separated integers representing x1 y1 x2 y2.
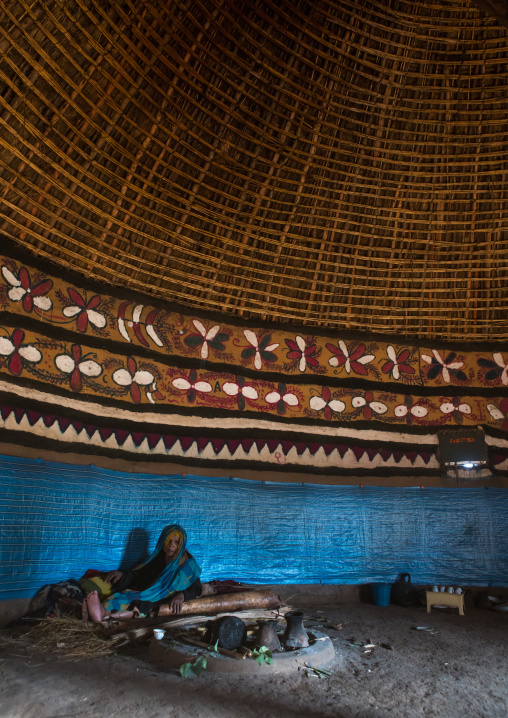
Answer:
164 534 180 561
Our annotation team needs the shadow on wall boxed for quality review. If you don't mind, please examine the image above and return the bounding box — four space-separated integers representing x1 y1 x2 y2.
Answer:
118 528 150 570
0 527 151 626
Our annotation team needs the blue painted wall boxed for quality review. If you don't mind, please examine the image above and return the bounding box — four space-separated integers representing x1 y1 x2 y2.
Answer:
1 454 507 600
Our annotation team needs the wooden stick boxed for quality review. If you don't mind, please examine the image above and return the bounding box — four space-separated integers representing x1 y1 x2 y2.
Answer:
177 635 246 660
104 606 292 644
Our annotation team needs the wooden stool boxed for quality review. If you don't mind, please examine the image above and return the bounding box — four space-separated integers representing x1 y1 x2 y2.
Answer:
426 590 465 616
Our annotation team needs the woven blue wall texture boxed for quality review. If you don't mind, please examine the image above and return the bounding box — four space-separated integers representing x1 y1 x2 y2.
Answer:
1 454 507 600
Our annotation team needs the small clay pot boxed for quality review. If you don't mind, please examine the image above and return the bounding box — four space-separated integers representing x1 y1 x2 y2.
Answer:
282 610 309 649
256 619 281 652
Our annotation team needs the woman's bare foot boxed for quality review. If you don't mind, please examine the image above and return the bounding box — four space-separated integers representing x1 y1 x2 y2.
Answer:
86 591 109 623
81 598 89 623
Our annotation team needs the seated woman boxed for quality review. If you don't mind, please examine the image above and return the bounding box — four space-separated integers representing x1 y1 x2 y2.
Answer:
80 524 201 623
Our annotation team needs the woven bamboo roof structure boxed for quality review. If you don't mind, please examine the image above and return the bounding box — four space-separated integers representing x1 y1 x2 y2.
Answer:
1 0 507 341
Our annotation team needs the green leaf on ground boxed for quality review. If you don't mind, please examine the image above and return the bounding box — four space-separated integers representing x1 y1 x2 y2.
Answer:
179 655 208 678
252 646 274 665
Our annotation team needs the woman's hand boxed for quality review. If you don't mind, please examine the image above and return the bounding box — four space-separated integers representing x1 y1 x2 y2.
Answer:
169 592 184 614
105 570 124 585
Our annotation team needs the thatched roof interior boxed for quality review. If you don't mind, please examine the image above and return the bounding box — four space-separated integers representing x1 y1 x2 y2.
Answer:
0 0 507 340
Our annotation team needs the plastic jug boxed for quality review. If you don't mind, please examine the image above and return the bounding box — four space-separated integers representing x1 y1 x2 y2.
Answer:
391 573 417 606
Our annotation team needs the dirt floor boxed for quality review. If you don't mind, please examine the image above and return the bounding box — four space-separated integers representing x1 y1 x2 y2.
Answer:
1 598 508 718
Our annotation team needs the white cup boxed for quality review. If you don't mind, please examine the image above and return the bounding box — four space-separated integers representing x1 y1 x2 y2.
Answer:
447 587 454 593
439 586 446 592
432 585 438 592
455 588 463 595
153 629 166 640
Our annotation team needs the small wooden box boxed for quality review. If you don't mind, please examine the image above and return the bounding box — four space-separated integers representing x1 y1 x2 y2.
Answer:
426 590 464 616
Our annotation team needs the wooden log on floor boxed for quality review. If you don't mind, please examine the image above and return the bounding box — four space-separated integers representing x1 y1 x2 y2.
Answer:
158 589 283 617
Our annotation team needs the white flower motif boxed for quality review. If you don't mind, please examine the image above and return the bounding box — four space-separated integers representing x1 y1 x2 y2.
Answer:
1 266 52 311
421 349 464 383
2 267 22 300
309 396 346 412
192 319 221 359
394 404 428 418
0 328 42 376
286 334 317 372
117 302 132 343
55 354 102 377
113 368 154 387
117 304 163 347
243 329 279 370
54 346 102 392
172 377 212 393
440 401 471 415
265 390 299 406
63 304 106 328
0 337 15 356
386 346 400 379
145 309 163 347
223 382 258 400
492 353 508 386
0 336 41 362
294 336 308 372
352 395 388 415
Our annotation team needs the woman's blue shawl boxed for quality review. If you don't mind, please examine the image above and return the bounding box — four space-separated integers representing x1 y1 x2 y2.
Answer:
103 524 201 612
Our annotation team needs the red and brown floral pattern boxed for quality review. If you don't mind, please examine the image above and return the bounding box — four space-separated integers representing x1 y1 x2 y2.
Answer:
309 386 345 420
1 265 53 313
0 321 504 431
285 335 320 372
0 328 42 376
63 289 106 333
382 346 416 380
112 357 155 404
326 340 375 376
0 253 506 395
55 344 102 392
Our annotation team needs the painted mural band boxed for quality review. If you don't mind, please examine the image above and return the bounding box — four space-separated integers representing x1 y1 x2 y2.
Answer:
1 251 507 391
0 244 506 475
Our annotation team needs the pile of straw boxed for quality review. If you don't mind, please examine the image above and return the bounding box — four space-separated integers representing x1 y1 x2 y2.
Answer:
0 618 127 662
